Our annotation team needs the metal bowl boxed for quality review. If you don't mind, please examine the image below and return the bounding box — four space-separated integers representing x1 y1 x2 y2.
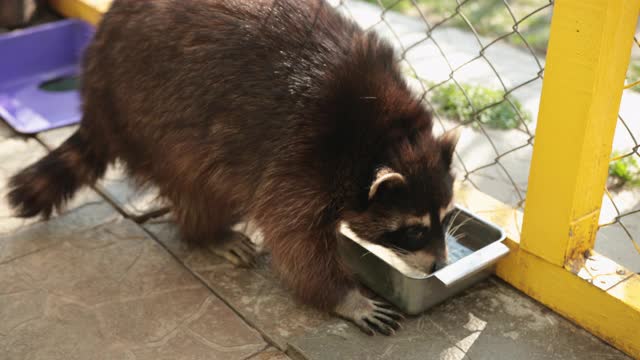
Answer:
338 205 508 315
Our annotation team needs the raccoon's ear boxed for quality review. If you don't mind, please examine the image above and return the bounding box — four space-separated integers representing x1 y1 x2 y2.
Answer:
439 129 461 168
369 167 406 200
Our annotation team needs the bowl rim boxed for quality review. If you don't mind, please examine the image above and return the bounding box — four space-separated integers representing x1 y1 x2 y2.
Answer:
337 204 507 280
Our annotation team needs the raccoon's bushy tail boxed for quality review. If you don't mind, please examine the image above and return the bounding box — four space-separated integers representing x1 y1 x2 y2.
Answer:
8 128 110 219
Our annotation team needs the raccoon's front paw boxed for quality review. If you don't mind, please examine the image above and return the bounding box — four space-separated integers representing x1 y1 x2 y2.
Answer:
209 231 257 267
334 289 403 336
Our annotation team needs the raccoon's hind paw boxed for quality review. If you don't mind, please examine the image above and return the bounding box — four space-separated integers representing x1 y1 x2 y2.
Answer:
334 290 404 336
209 231 257 267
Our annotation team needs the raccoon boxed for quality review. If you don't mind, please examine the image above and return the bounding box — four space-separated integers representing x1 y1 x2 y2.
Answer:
7 0 458 335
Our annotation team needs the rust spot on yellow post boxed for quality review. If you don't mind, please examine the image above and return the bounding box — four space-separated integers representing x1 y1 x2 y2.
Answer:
564 210 599 272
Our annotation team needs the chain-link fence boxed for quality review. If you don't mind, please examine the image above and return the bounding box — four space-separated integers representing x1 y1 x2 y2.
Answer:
331 1 640 271
330 0 553 209
596 32 640 272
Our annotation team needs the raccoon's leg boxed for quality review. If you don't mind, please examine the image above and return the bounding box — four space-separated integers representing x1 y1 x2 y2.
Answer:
172 195 257 267
267 228 403 335
333 288 404 336
208 230 257 267
231 219 266 250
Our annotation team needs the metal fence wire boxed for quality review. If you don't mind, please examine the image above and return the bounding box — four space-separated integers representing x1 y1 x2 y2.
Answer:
331 0 554 209
598 32 640 260
330 1 640 267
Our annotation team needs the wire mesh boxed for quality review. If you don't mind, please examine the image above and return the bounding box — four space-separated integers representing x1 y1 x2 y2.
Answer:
596 31 640 271
330 0 553 208
331 1 639 271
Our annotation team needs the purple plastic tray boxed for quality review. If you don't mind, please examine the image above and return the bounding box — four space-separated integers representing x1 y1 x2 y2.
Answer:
0 19 94 134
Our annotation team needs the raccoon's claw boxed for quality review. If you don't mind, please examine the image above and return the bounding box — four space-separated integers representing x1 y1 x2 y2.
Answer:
334 290 404 336
357 302 403 336
209 231 257 267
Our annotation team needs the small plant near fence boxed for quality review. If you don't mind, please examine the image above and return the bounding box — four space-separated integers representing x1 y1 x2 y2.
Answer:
429 83 529 130
401 67 531 130
609 152 640 187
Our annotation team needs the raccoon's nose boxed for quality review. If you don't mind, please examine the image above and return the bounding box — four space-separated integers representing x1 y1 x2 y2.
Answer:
432 260 448 272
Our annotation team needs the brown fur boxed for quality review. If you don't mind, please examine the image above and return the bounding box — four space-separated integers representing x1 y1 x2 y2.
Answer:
7 0 457 325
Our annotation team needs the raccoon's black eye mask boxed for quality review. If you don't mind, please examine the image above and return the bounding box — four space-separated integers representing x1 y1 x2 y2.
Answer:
381 225 430 252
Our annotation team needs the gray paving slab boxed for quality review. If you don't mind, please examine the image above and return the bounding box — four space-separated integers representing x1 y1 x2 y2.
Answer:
0 206 265 360
36 125 168 220
249 347 292 360
144 219 341 351
144 218 629 360
425 279 631 360
288 278 631 360
287 317 469 360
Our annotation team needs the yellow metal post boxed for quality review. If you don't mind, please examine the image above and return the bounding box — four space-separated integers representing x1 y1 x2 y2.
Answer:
520 0 640 269
49 0 113 25
491 0 640 357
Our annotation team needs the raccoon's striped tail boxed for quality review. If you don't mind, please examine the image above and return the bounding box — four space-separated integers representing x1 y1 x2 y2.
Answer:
7 128 110 219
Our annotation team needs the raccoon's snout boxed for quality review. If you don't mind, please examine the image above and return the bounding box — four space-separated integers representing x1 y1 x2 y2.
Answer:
434 239 449 271
432 259 448 272
393 246 448 274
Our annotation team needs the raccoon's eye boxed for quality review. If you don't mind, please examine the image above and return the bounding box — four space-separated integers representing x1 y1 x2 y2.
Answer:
382 225 428 252
405 226 425 240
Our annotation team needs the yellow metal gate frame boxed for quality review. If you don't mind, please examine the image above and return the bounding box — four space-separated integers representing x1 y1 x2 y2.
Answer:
480 0 640 357
51 0 640 357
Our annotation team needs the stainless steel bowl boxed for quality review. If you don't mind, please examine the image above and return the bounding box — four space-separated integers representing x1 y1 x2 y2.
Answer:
337 205 508 315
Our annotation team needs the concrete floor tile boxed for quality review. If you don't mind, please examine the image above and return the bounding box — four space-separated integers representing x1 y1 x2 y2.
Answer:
0 202 118 266
287 279 631 360
131 327 263 360
144 220 628 360
422 279 631 360
144 220 341 350
0 207 265 359
249 347 292 360
1 295 133 360
287 317 467 360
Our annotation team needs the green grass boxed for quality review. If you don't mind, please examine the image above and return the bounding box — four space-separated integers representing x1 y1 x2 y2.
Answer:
609 152 640 186
400 65 531 130
362 0 551 53
364 0 415 12
429 82 530 130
